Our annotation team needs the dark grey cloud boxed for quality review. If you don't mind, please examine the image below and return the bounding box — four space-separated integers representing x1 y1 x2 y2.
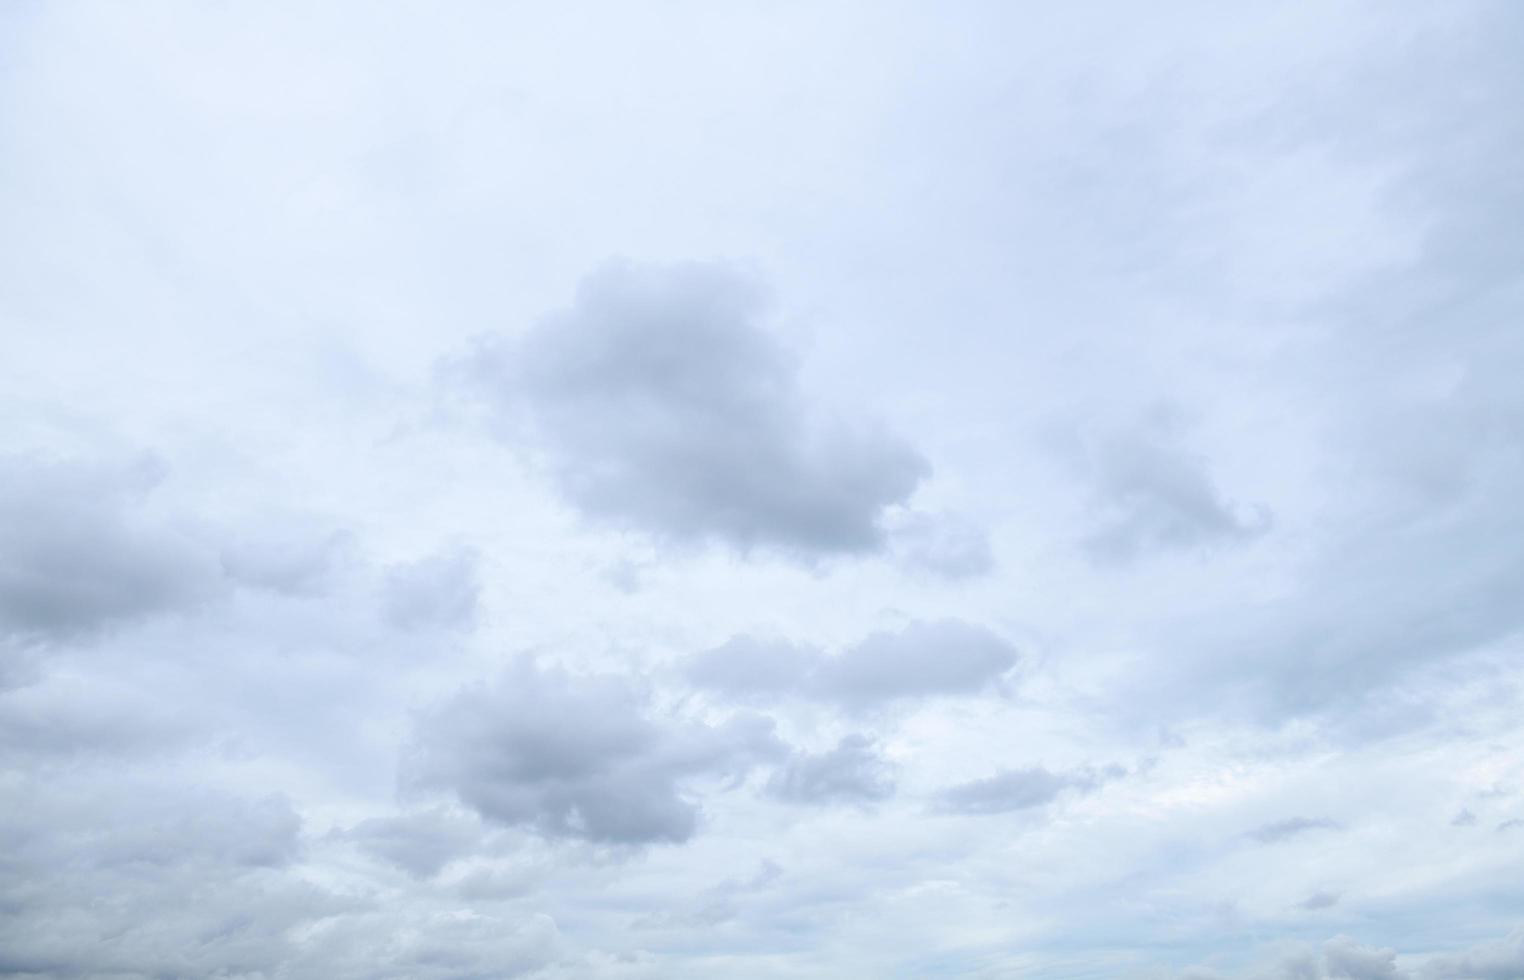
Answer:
1298 890 1342 911
933 764 1121 815
382 547 480 632
406 657 785 844
0 453 218 644
766 734 895 806
683 618 1018 710
453 260 930 558
1247 817 1342 844
1070 421 1270 565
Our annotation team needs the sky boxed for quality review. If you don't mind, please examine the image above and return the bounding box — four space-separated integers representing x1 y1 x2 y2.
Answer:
1 2 1523 978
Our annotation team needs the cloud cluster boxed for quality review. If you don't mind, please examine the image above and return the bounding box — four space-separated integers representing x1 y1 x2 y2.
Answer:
455 261 930 558
406 657 785 844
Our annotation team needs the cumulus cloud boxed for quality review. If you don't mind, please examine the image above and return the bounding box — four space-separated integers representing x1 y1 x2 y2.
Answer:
933 764 1123 815
453 260 930 558
683 618 1018 709
766 734 895 806
406 658 785 844
0 453 218 645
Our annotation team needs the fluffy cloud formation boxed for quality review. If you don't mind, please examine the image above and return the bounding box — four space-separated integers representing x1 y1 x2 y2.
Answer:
683 618 1018 709
406 658 785 844
454 260 930 558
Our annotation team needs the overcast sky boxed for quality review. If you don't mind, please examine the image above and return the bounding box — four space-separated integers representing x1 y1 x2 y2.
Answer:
2 2 1523 978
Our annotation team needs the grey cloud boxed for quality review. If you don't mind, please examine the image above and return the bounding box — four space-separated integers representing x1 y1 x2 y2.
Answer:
340 807 482 879
1298 890 1342 911
406 657 785 844
1247 817 1342 844
382 546 480 631
1496 818 1523 833
933 764 1121 815
682 634 822 699
221 522 354 597
1072 421 1270 565
1324 936 1406 980
766 734 895 806
1418 928 1524 980
0 779 327 978
0 678 187 765
1451 809 1478 827
684 618 1018 709
815 619 1017 707
0 453 218 644
1177 930 1524 980
453 260 929 558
